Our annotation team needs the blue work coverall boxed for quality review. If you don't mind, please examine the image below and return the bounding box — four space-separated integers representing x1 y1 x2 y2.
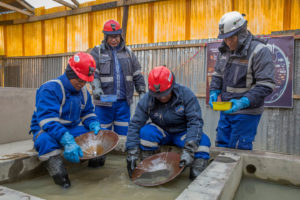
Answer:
30 73 98 160
126 83 211 160
210 32 275 150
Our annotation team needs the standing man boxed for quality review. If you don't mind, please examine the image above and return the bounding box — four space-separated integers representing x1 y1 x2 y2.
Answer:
90 19 146 138
30 53 104 188
126 66 211 180
209 11 275 150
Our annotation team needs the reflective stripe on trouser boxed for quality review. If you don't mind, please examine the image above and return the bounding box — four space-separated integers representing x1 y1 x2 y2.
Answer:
95 100 130 136
139 124 211 160
215 112 262 150
33 125 89 160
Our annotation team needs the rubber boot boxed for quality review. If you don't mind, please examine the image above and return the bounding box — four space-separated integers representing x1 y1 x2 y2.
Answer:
44 155 71 188
88 155 106 168
141 150 155 160
189 158 208 180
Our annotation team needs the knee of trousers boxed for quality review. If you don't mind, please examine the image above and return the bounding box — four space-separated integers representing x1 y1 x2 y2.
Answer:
139 124 164 150
34 132 61 157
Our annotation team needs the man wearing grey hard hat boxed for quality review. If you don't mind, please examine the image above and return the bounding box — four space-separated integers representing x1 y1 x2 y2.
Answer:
209 11 275 150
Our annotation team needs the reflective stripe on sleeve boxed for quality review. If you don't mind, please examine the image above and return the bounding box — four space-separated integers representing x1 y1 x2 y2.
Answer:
140 139 158 147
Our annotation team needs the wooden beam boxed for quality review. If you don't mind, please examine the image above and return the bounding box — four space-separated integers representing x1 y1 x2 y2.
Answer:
0 2 33 16
117 0 160 6
16 0 35 13
0 0 161 25
71 0 80 7
122 5 129 39
52 0 77 9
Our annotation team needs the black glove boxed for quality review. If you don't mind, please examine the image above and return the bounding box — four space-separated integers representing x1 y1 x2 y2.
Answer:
179 140 198 168
126 147 139 178
137 86 146 99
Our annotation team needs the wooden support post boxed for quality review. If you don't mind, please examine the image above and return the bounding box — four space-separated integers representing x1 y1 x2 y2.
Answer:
0 2 33 16
122 5 129 40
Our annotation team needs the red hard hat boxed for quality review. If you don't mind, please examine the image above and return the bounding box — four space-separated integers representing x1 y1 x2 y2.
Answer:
148 66 174 98
68 52 96 82
103 19 122 35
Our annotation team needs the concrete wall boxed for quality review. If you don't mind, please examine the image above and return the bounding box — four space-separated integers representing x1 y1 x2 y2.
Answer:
0 88 35 144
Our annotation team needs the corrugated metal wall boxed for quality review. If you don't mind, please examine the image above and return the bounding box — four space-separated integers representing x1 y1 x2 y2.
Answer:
0 0 299 56
3 56 66 88
1 38 299 156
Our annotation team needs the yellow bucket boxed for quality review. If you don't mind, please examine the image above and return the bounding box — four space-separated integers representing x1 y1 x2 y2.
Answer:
212 102 232 111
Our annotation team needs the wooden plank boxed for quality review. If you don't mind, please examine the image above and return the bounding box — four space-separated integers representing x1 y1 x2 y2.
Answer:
117 0 160 6
88 12 94 49
4 0 161 25
148 2 154 43
122 5 129 39
14 6 92 24
52 0 77 9
91 1 118 11
16 0 35 13
0 20 14 25
283 0 291 31
0 2 33 16
185 0 191 40
71 0 80 7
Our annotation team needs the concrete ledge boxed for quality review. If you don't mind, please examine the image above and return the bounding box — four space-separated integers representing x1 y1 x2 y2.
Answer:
0 140 42 184
0 186 44 200
211 147 300 186
176 152 242 200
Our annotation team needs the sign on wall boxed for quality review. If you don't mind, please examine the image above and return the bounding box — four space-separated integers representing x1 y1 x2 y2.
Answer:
206 36 294 108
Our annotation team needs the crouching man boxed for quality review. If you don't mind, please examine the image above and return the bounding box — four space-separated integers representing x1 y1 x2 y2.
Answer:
126 66 211 180
30 53 105 188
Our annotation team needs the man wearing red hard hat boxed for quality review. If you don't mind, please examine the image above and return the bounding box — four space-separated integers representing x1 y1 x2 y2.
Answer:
30 52 104 188
126 66 211 180
89 19 146 165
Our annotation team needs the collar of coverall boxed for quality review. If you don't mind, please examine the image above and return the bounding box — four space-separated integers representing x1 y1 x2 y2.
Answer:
62 73 81 93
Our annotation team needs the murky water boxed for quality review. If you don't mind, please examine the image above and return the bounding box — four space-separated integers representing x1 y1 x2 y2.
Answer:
235 177 300 200
4 154 191 200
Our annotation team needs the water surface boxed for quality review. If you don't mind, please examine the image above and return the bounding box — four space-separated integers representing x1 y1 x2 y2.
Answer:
235 177 300 200
5 154 191 200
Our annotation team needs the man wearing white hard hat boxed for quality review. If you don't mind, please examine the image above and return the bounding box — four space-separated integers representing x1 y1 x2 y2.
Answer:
209 11 275 150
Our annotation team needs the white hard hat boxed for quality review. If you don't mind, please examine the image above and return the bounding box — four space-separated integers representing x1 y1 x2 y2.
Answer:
218 11 247 39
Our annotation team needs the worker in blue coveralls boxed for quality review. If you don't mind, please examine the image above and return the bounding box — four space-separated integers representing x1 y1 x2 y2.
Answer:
90 19 146 163
126 66 211 180
209 11 275 150
30 52 105 188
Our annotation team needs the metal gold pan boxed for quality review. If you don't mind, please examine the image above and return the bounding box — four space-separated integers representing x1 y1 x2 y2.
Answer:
132 152 184 187
75 130 119 160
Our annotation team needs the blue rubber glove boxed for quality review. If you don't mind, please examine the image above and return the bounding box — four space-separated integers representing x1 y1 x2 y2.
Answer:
89 121 106 135
60 132 83 163
209 90 221 108
224 97 250 114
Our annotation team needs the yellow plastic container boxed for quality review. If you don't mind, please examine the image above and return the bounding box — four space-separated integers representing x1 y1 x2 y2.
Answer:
212 102 232 111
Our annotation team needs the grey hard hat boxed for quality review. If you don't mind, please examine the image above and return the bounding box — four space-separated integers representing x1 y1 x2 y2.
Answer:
218 11 247 39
